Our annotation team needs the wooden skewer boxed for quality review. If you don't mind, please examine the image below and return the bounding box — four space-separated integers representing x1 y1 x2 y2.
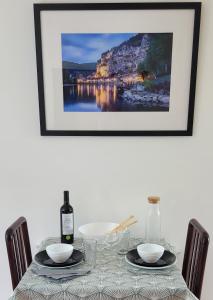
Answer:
110 215 137 233
122 218 137 230
113 219 138 233
110 215 134 233
119 215 136 231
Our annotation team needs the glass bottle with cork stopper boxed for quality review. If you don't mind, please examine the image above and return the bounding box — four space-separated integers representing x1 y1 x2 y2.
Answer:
146 196 161 243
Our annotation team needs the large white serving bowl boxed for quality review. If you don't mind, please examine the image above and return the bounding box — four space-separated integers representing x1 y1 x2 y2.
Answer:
78 222 118 240
46 243 73 263
78 222 129 250
137 243 164 263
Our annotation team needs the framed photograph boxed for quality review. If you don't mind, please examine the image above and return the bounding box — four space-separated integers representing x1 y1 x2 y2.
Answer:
34 2 201 136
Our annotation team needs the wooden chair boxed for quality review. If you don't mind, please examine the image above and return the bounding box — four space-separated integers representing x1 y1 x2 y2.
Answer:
182 219 209 299
5 217 32 290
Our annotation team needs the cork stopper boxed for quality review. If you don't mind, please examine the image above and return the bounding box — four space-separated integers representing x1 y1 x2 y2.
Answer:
148 196 160 204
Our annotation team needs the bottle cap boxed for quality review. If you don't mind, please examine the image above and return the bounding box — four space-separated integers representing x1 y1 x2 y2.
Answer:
148 196 160 204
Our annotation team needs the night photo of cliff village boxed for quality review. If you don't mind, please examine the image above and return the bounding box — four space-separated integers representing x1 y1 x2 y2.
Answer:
62 33 173 112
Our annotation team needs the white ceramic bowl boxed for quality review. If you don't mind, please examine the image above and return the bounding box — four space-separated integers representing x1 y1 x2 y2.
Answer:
79 222 127 250
78 222 118 240
46 243 74 263
137 243 164 263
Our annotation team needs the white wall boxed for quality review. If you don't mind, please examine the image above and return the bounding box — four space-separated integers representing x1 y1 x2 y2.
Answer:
0 0 212 299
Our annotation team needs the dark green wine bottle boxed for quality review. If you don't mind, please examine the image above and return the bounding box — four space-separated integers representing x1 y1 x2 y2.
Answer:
60 191 74 244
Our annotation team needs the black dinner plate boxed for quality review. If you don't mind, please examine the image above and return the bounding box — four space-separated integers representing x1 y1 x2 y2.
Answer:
126 248 176 269
34 249 84 268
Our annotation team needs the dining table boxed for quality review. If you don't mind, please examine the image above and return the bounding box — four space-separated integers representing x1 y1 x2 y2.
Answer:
10 237 198 300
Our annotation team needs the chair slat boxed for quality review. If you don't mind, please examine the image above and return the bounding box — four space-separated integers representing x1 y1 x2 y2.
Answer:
13 232 22 282
11 236 20 287
16 227 26 275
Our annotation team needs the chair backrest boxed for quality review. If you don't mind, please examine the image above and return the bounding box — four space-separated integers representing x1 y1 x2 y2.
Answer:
5 217 32 290
182 219 209 299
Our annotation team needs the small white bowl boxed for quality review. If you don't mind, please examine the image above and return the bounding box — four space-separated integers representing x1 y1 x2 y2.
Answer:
46 243 73 263
137 243 164 263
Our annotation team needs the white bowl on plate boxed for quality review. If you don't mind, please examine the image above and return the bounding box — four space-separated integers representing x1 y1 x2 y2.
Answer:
137 243 164 263
46 243 73 263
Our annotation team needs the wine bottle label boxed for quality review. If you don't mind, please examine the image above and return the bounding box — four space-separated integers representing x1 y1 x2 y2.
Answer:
62 213 73 235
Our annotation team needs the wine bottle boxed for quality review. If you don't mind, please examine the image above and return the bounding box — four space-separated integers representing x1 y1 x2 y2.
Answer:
60 191 74 244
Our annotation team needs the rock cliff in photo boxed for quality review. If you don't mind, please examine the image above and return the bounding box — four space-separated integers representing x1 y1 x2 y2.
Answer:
96 33 150 78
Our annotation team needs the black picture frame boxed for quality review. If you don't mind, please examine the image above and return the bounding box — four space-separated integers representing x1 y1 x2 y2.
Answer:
34 2 201 136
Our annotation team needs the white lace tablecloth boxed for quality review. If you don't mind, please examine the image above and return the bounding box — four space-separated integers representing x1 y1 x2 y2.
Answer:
10 238 198 300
